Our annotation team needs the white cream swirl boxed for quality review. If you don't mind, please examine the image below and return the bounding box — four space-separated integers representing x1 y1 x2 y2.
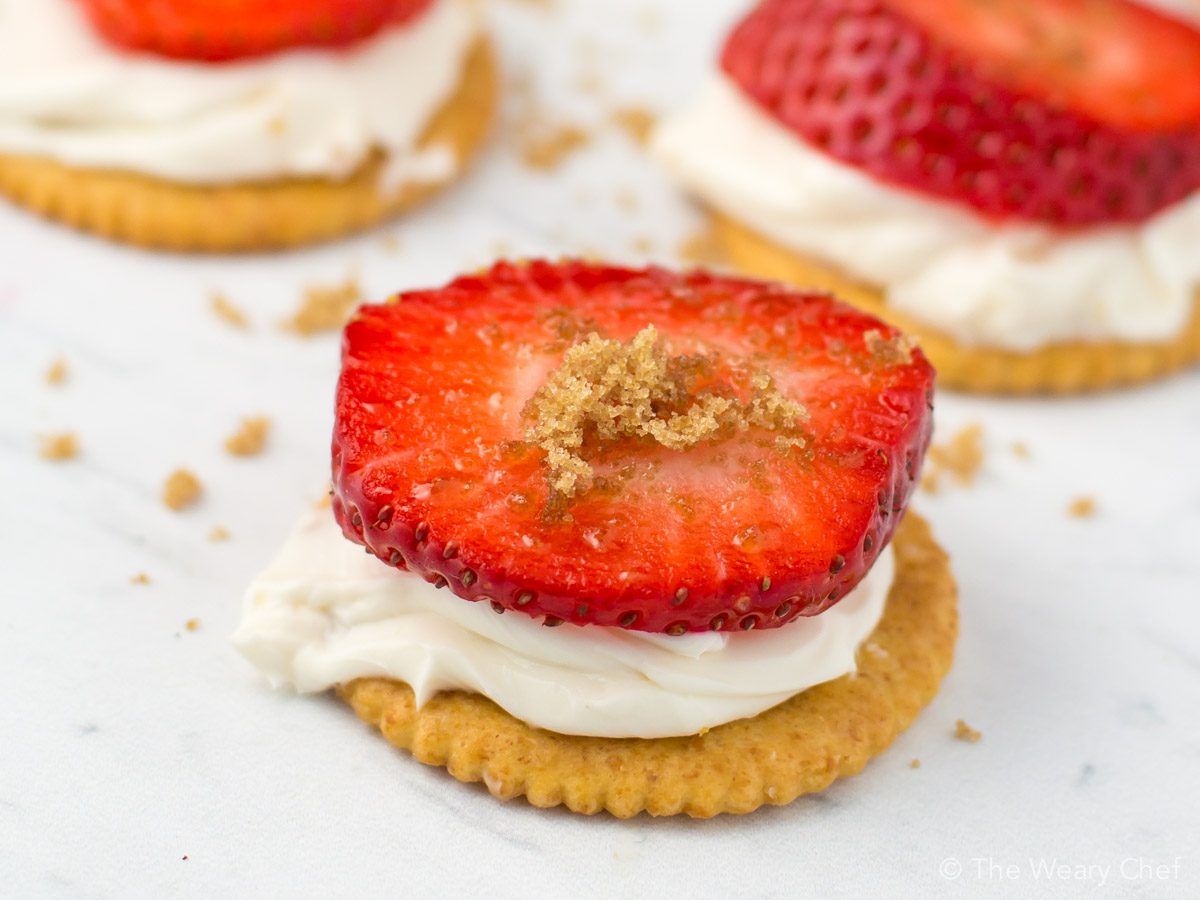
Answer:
0 0 478 185
653 78 1200 352
232 507 894 740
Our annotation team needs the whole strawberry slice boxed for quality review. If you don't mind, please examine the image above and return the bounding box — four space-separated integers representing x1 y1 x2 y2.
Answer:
78 0 434 63
332 260 934 634
721 0 1200 226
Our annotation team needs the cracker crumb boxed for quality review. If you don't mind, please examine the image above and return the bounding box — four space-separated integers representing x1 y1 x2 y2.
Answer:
909 758 921 769
863 329 916 366
267 116 286 135
1067 496 1097 519
162 469 202 511
519 122 590 171
210 292 249 329
524 325 808 505
921 423 984 493
224 416 271 457
380 233 403 254
44 356 69 386
629 235 654 255
1012 441 1030 459
185 618 201 632
38 432 79 461
610 106 657 146
677 225 725 267
130 572 152 586
614 187 638 213
954 719 982 743
283 277 362 336
208 525 231 542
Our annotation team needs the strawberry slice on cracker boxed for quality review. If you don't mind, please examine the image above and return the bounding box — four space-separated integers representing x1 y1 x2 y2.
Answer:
332 261 934 634
721 0 1200 226
78 0 434 62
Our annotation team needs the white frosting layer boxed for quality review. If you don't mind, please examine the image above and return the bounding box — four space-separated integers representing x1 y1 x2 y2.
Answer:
653 78 1200 351
0 0 477 184
233 507 894 739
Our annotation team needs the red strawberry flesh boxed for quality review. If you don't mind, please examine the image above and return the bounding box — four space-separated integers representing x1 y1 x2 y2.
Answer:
721 0 1200 226
78 0 435 63
332 261 935 634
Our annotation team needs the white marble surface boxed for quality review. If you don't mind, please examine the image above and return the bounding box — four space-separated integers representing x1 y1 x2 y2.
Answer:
2 1 1199 897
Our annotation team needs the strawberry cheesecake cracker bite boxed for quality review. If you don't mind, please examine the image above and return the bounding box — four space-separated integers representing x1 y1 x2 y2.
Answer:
234 260 957 818
0 0 495 251
653 0 1200 393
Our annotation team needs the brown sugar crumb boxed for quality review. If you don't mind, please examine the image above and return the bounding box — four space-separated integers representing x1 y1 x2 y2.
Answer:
954 719 982 743
210 292 249 329
1067 496 1097 519
630 235 654 255
224 416 271 457
921 423 984 494
185 618 201 632
677 224 726 268
520 122 590 171
162 469 202 511
208 525 231 542
44 356 69 386
524 325 808 504
283 277 362 336
1012 441 1030 459
610 106 657 146
909 758 921 769
130 572 152 586
863 329 916 367
38 432 79 461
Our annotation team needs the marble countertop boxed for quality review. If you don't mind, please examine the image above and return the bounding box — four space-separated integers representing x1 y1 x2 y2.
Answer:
2 1 1198 897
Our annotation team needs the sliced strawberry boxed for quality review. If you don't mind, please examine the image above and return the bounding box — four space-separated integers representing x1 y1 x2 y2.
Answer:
721 0 1200 226
331 260 934 634
78 0 434 63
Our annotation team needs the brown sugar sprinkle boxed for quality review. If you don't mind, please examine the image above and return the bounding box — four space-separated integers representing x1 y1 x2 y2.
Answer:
677 224 726 267
954 719 982 743
130 572 152 586
524 325 808 504
519 122 590 171
210 292 249 329
629 235 655 255
863 329 916 367
610 106 657 146
208 525 231 542
38 432 79 461
44 357 69 386
224 416 271 457
185 618 201 632
1067 496 1097 519
909 758 921 769
283 277 362 336
162 469 202 511
921 423 984 494
1011 441 1030 459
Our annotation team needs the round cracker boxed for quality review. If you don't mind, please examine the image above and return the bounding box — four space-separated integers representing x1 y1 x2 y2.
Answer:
715 213 1200 395
338 512 957 819
0 40 497 253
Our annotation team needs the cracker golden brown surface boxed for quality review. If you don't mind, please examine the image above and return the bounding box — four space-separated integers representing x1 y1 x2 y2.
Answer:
715 214 1200 395
0 41 497 253
338 512 957 819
